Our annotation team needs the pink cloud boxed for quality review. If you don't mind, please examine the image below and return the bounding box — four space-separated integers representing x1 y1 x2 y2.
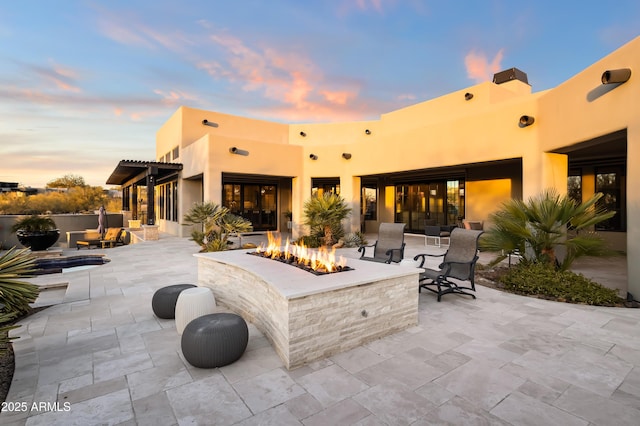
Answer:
464 49 504 83
200 32 365 120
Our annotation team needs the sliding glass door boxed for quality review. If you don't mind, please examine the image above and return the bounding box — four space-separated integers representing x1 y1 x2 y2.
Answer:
395 180 464 233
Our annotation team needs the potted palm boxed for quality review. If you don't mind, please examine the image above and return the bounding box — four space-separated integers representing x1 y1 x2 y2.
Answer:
11 215 60 251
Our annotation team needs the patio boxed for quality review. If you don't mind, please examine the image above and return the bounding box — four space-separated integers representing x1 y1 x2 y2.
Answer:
1 233 638 425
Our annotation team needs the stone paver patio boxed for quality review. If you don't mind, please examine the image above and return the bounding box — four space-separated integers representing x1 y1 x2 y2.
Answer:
1 233 638 425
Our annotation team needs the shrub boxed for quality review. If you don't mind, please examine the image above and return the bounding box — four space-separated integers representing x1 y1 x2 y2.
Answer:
183 202 252 252
0 248 40 355
499 263 622 306
303 193 351 246
295 235 322 248
342 232 368 248
481 189 616 271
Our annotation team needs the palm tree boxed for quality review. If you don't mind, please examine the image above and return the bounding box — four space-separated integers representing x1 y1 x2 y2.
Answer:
303 193 352 246
183 202 253 252
481 189 616 270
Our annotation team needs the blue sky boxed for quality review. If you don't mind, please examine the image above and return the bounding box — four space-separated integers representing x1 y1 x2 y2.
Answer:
1 1 638 188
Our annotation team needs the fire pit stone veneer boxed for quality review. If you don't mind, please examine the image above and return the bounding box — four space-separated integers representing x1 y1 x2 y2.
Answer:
195 249 419 369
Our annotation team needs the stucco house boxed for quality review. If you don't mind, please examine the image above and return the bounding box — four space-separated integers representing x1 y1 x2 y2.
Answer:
107 36 639 297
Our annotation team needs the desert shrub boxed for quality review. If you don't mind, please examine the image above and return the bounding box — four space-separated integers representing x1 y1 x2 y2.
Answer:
0 248 40 355
342 232 368 248
303 193 351 246
296 235 322 248
499 262 622 306
481 189 616 271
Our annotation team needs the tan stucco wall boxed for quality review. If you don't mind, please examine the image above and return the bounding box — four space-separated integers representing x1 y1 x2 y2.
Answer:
156 36 640 297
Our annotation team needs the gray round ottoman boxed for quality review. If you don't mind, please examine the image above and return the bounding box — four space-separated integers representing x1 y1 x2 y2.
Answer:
181 313 249 368
152 284 197 319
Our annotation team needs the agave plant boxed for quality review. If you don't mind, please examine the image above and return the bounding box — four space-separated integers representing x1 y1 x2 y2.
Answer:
0 248 40 355
183 202 253 252
481 189 616 271
303 193 352 247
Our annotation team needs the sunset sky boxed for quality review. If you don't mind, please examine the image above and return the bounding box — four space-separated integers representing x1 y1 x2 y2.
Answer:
1 1 638 188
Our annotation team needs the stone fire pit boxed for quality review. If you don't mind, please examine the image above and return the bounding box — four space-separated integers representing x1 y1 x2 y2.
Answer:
195 249 419 369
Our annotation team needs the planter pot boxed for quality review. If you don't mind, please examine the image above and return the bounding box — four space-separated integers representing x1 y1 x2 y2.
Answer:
16 229 61 251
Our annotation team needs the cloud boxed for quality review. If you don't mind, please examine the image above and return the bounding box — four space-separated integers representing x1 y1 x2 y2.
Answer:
464 49 504 83
355 0 385 13
199 31 366 121
96 11 193 53
396 93 416 101
337 0 388 16
28 62 82 93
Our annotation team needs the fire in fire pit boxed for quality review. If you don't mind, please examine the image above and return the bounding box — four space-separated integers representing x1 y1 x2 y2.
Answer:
248 232 353 275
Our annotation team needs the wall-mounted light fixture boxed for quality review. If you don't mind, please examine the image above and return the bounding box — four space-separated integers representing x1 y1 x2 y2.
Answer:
229 147 249 156
342 153 352 160
365 129 371 135
464 92 474 101
300 131 307 137
202 119 219 128
601 68 631 84
519 115 535 127
309 154 318 160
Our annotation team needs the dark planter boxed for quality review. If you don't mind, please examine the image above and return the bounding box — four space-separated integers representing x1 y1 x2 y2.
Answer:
16 229 61 251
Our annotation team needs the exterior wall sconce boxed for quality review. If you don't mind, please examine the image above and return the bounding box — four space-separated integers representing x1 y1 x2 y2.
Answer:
464 92 474 101
365 129 371 135
342 153 352 159
229 147 249 156
519 115 535 127
300 131 307 137
309 154 318 160
202 119 219 128
601 68 631 84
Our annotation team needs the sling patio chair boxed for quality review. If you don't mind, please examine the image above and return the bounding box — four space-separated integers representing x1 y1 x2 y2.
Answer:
414 228 484 301
358 222 406 263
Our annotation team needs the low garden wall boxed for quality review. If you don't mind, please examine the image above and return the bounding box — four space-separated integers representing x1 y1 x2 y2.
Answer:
0 213 124 249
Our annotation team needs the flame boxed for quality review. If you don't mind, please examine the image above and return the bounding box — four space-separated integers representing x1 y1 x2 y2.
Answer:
255 231 346 272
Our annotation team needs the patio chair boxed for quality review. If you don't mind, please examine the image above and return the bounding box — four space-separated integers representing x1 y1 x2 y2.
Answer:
425 225 451 247
358 222 406 263
414 228 484 301
100 227 126 248
76 230 102 250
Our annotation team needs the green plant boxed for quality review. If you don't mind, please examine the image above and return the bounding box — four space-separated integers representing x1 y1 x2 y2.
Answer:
342 232 368 248
295 234 322 248
183 202 253 252
303 193 352 247
480 189 616 271
499 262 622 306
0 248 40 356
10 215 57 233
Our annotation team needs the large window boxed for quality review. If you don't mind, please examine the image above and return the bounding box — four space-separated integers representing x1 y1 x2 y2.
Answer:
595 167 625 231
395 179 464 233
362 185 377 220
157 181 179 222
568 170 582 205
311 178 340 197
223 183 277 231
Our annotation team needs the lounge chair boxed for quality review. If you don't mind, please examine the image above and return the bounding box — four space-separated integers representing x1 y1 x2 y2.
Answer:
100 227 125 248
358 222 406 263
414 228 484 301
76 230 102 250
